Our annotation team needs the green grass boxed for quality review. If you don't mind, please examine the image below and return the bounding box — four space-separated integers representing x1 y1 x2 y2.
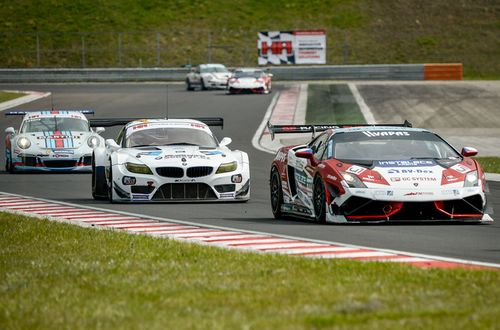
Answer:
475 157 500 174
306 84 365 124
1 212 500 329
0 0 499 77
0 91 25 103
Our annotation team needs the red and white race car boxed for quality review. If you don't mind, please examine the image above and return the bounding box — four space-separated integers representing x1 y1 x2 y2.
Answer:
227 68 272 94
269 122 492 223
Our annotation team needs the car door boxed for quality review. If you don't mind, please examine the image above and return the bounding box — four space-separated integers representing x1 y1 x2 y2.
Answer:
291 133 329 208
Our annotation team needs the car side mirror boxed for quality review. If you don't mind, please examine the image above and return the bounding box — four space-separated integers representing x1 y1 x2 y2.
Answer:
106 139 120 151
295 148 314 160
95 127 105 134
5 127 15 134
191 68 196 72
220 137 232 146
461 147 478 157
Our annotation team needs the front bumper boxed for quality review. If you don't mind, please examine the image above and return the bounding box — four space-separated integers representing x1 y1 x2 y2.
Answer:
329 186 489 222
11 154 92 173
110 164 250 202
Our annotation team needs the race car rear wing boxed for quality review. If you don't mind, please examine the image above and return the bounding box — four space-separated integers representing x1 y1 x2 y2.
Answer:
267 120 412 140
5 110 95 116
89 117 224 129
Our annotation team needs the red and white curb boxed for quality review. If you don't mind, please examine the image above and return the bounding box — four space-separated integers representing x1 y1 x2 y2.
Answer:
1 192 499 270
0 90 51 112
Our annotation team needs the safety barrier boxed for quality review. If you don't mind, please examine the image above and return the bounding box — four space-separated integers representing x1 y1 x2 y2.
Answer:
0 64 462 83
424 63 462 80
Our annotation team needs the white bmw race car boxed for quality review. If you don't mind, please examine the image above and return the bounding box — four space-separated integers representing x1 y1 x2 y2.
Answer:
4 110 105 173
91 117 250 203
186 63 232 90
228 68 273 94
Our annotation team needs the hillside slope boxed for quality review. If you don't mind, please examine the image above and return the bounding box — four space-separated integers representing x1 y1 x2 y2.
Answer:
0 0 498 77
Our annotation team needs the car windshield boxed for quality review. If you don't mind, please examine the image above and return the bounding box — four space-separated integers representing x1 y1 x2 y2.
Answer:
328 130 461 162
234 71 263 78
21 117 89 133
200 65 228 73
126 127 218 148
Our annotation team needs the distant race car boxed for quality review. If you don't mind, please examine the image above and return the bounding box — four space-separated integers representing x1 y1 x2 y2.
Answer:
227 68 273 94
186 64 232 91
91 117 250 203
268 121 492 223
4 110 105 173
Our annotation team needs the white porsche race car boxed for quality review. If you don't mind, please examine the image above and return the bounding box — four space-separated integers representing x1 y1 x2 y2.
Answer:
186 64 232 91
227 68 273 94
4 110 105 173
91 117 250 203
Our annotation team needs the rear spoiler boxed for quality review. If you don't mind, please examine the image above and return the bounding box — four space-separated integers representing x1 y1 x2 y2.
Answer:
267 120 412 140
5 110 95 116
89 117 224 129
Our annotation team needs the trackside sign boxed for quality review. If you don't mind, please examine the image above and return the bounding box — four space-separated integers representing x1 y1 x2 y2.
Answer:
258 30 326 65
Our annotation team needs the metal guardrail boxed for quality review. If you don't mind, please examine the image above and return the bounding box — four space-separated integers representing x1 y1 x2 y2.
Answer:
0 64 426 83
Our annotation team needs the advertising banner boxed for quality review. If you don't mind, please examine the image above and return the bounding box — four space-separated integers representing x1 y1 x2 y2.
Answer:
258 30 326 65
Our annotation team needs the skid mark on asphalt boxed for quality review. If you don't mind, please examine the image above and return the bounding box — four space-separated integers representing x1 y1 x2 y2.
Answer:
1 192 498 270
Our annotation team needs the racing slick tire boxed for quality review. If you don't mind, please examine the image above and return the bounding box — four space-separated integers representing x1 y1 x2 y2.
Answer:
270 167 284 219
186 79 194 91
313 176 327 223
201 78 207 91
92 156 108 200
5 150 13 173
108 166 116 203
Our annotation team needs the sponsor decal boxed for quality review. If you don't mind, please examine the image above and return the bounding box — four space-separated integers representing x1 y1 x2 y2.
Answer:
445 175 459 181
52 149 75 154
387 168 434 174
164 154 207 160
452 164 469 174
375 190 394 196
363 131 410 137
200 150 225 156
404 192 434 196
174 179 196 183
326 174 337 181
378 160 435 167
136 151 162 158
442 189 460 196
390 177 401 182
275 150 287 162
347 165 366 175
219 192 235 198
51 154 70 158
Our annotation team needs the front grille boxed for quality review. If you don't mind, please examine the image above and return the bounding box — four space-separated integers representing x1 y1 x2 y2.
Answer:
215 184 235 193
131 186 155 194
21 156 37 167
82 156 92 165
187 166 213 178
156 167 184 178
43 160 78 168
152 183 217 200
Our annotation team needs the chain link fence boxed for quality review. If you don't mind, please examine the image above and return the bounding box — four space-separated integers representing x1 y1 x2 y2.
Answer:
0 26 498 76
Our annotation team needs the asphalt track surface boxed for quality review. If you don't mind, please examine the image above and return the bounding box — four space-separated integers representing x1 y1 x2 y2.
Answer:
0 83 499 264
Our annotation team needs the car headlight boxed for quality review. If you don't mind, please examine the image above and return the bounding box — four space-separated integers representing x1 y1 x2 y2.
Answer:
125 162 153 175
464 170 479 187
340 171 366 188
87 136 100 148
216 161 237 174
17 137 31 149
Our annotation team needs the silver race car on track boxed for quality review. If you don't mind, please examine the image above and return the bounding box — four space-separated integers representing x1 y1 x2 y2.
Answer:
4 110 104 173
91 117 250 203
